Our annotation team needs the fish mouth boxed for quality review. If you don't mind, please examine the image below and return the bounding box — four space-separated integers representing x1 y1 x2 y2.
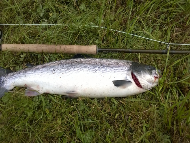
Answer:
154 76 159 82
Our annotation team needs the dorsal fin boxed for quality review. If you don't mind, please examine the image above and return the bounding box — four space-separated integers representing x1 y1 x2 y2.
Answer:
73 54 91 59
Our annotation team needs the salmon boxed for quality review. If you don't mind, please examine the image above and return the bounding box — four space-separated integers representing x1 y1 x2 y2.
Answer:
0 58 161 98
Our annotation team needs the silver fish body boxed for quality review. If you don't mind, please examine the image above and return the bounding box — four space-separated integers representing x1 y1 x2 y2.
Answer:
0 58 161 98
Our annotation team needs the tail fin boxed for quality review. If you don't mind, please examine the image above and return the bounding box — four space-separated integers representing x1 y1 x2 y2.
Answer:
0 67 11 98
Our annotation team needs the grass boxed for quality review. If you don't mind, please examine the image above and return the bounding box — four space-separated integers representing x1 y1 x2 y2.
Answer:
0 0 190 142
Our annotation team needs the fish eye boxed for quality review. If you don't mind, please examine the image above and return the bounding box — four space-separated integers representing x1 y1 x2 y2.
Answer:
152 69 158 75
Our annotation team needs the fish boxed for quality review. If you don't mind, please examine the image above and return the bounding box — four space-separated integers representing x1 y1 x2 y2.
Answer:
0 58 161 98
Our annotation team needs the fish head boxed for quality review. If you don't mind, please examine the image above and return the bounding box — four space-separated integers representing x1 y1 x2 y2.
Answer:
131 62 161 90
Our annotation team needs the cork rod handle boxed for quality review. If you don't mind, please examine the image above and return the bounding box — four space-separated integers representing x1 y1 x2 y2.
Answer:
1 44 97 54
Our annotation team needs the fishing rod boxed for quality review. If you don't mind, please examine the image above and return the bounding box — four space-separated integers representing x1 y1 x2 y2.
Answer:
0 26 190 54
1 44 190 54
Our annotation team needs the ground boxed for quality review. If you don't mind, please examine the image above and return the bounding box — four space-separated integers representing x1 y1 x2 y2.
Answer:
0 0 190 142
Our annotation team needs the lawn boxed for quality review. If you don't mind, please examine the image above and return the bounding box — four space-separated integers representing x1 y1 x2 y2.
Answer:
0 0 190 142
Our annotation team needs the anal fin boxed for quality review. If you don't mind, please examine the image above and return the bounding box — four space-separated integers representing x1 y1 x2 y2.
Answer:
25 88 40 96
65 91 78 97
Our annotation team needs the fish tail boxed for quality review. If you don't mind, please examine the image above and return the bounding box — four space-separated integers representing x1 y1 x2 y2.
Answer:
0 79 8 98
0 67 11 98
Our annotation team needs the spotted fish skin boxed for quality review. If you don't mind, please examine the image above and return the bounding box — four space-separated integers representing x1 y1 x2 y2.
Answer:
0 58 161 98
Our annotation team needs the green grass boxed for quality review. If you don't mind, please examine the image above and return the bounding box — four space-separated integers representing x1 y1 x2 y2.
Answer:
1 0 190 142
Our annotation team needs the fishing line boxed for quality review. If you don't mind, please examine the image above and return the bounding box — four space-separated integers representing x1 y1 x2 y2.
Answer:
1 23 190 46
0 24 62 26
90 25 190 46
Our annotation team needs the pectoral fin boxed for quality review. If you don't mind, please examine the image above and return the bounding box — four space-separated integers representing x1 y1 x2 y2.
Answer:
112 80 132 89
